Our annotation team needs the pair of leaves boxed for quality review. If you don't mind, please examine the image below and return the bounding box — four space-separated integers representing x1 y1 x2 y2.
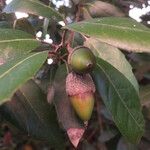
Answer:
0 0 63 102
0 80 65 149
3 0 63 20
65 17 150 53
85 39 144 143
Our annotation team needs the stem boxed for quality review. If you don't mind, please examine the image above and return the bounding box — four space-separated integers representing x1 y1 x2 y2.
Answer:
96 97 104 133
13 20 17 29
61 30 67 47
66 4 82 53
64 59 69 74
42 18 49 39
75 4 82 22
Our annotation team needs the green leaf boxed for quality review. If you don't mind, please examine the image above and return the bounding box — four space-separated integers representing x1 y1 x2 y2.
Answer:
85 38 139 92
0 21 12 28
92 58 145 143
3 0 63 20
65 17 150 52
0 51 47 104
0 80 65 149
0 29 39 62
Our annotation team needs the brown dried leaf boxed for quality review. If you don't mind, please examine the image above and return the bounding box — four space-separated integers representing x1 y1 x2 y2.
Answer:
86 1 125 18
53 65 85 147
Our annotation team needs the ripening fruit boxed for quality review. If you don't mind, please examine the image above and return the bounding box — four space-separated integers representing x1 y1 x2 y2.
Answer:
66 72 95 121
68 46 96 74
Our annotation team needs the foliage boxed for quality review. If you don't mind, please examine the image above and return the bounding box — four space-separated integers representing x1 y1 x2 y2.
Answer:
0 0 149 149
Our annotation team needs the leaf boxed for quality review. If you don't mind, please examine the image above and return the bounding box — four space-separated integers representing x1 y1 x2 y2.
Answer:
53 64 85 147
0 29 39 63
65 17 150 52
0 80 65 149
0 51 47 104
15 18 35 35
0 21 12 28
86 1 125 17
85 38 139 92
92 57 145 143
3 0 63 20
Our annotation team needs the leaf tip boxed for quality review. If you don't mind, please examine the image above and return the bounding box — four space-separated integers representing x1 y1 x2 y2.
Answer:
67 128 85 147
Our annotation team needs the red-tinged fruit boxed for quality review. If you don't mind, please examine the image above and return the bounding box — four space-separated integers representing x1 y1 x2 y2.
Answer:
67 128 85 148
66 72 95 121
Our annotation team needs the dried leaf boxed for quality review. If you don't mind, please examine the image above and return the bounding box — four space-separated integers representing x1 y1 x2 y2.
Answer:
67 128 85 147
86 1 125 17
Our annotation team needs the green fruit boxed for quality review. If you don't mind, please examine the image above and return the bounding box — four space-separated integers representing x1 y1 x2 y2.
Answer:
70 92 94 121
66 72 95 121
68 46 96 74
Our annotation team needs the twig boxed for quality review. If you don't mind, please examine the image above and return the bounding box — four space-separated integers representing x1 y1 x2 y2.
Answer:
96 96 104 133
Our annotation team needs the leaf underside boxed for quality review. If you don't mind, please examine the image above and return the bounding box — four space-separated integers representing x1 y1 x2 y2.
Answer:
85 38 139 92
92 58 145 143
0 80 65 149
3 0 63 20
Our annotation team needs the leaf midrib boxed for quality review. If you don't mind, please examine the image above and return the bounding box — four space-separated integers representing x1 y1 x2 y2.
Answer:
20 90 46 125
73 22 150 34
0 53 39 79
0 39 37 43
97 63 143 131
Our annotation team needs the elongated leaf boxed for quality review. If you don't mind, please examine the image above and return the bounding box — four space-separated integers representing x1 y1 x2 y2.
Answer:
65 17 150 52
3 0 63 20
0 51 47 104
92 58 144 143
0 29 39 63
53 64 85 147
85 38 139 92
0 80 65 149
86 1 125 17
